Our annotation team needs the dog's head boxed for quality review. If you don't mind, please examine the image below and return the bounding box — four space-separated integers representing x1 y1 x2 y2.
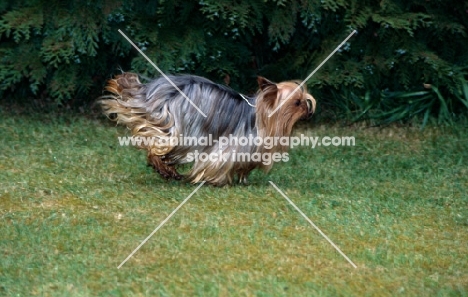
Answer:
255 77 316 137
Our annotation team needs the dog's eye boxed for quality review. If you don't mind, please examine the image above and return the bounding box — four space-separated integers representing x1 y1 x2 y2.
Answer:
295 99 301 106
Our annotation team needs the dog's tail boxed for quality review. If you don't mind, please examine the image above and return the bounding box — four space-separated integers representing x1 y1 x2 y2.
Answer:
104 72 143 97
99 72 148 127
99 72 175 155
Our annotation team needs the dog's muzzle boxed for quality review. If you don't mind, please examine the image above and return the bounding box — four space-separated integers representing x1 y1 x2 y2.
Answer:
306 99 313 113
306 96 316 117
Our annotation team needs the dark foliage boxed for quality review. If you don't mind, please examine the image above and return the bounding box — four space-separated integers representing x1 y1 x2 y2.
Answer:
1 0 467 124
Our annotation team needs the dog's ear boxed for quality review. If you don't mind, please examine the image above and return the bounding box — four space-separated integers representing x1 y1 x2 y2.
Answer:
257 77 279 108
257 77 277 92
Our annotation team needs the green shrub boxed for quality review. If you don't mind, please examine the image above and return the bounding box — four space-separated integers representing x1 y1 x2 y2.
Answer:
0 0 466 124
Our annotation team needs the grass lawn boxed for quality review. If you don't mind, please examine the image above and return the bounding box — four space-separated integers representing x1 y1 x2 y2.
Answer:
0 108 467 296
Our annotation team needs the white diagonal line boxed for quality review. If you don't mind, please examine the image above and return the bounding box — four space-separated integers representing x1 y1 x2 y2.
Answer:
117 181 206 269
268 30 357 117
118 29 207 117
269 181 357 268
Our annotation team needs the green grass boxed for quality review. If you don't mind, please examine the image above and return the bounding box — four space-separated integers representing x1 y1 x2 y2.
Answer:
0 109 467 296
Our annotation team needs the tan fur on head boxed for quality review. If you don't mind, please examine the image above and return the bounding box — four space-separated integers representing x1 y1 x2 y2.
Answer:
255 78 316 171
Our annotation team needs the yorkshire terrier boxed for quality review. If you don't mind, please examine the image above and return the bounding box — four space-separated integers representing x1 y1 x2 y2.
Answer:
100 73 315 186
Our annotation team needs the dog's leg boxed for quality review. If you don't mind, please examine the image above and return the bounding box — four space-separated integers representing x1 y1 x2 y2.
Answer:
237 165 256 185
147 153 183 180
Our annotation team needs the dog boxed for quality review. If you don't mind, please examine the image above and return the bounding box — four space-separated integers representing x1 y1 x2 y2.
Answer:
100 72 315 186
